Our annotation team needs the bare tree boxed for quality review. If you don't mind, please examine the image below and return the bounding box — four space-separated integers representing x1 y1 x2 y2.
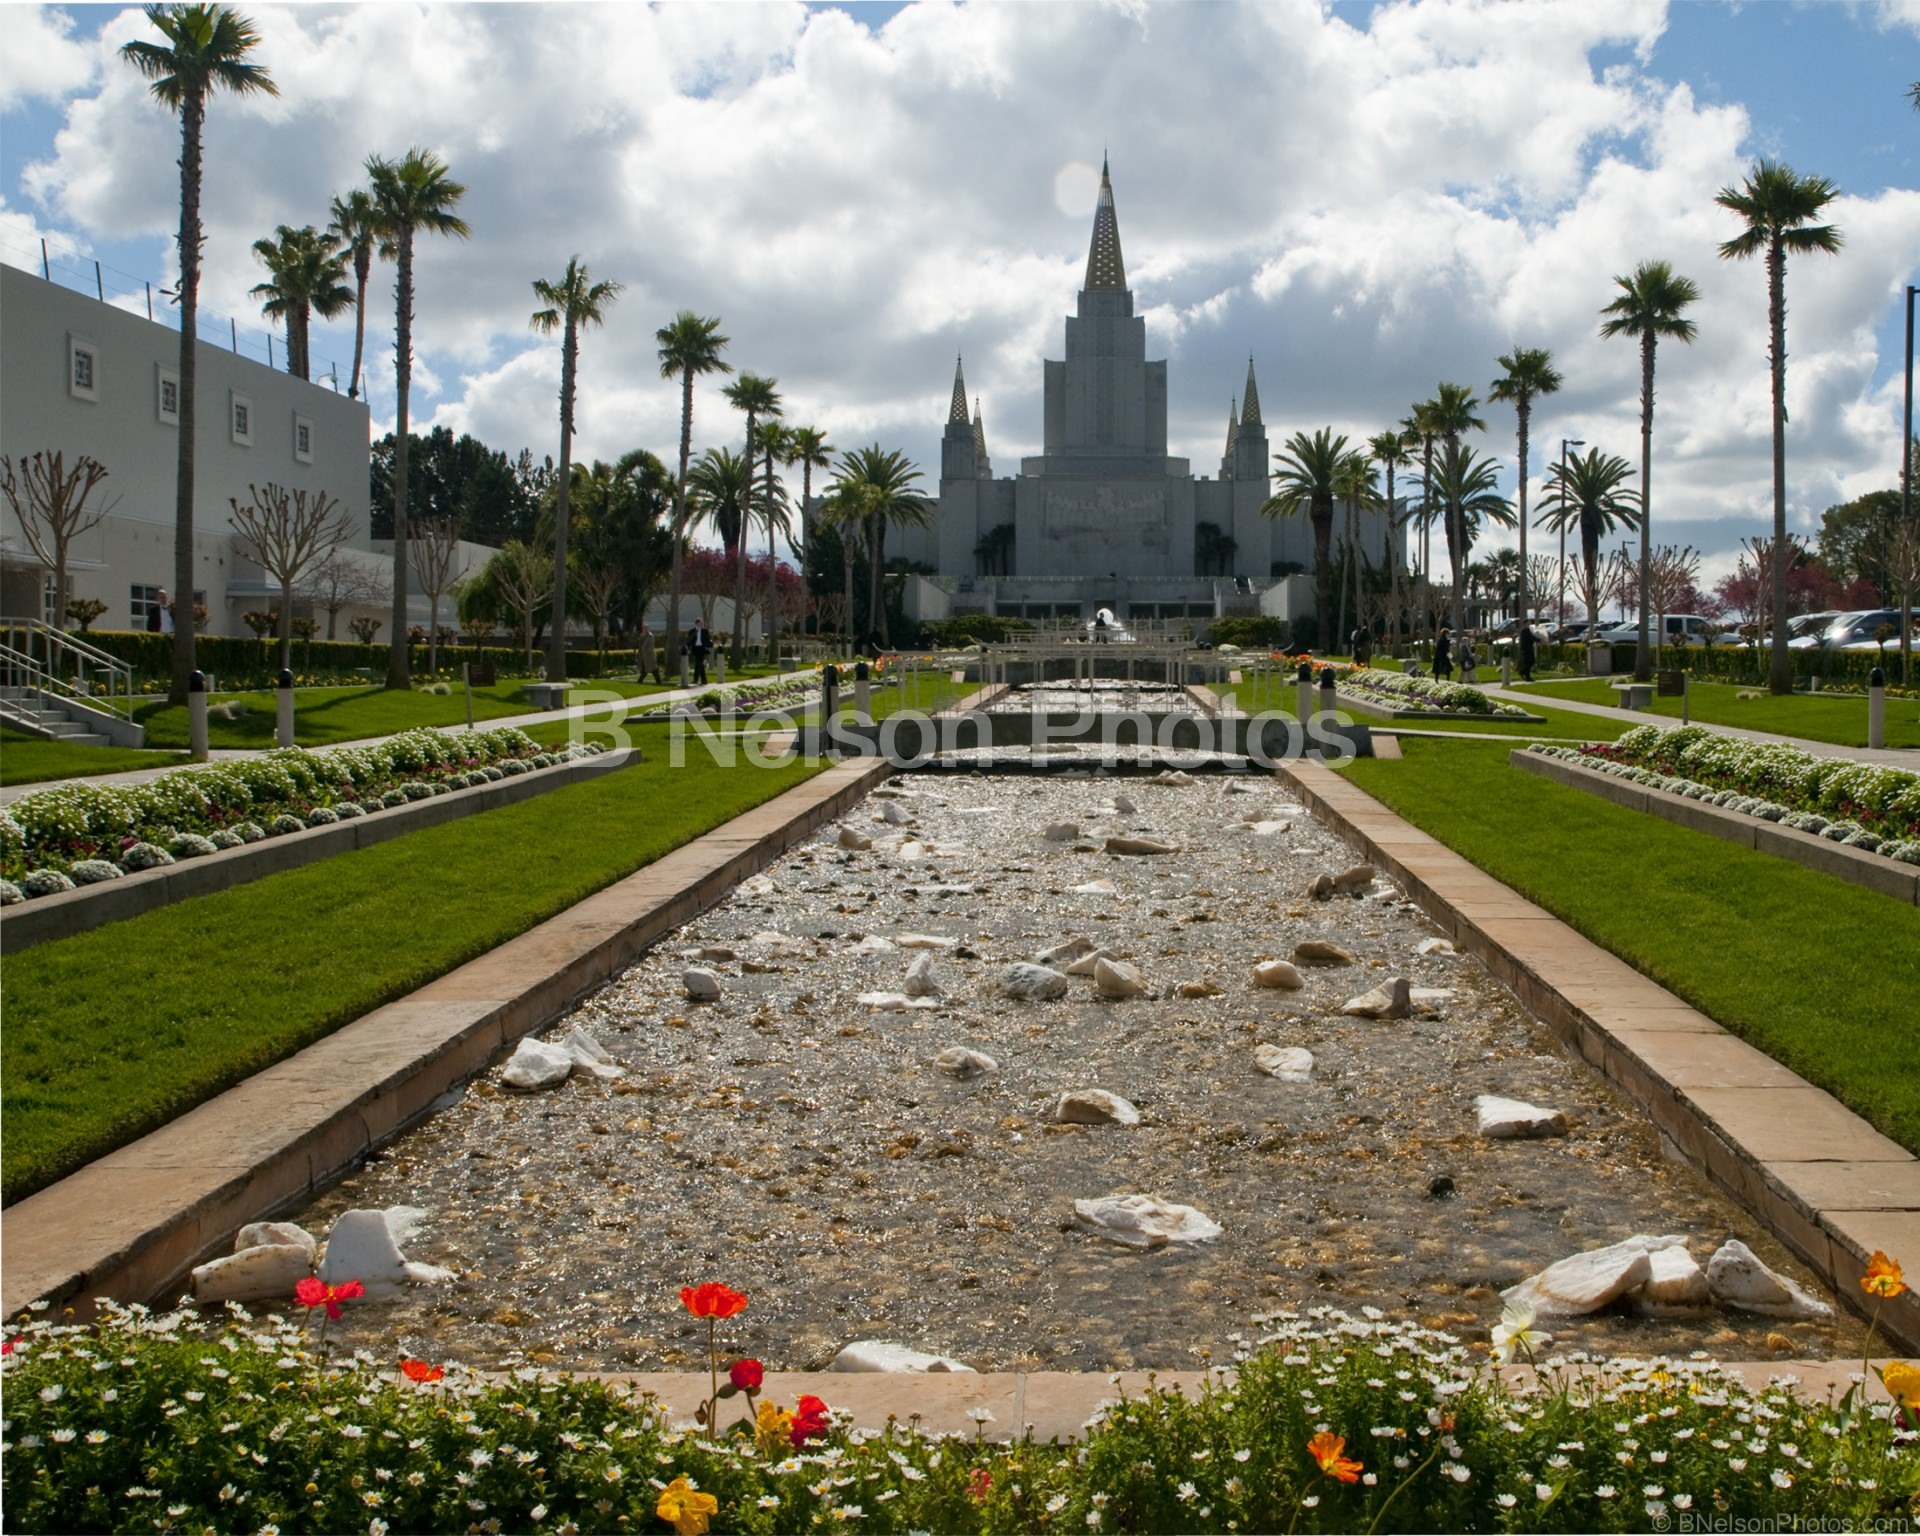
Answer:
1 451 118 630
1887 516 1920 687
299 548 388 639
571 555 621 660
408 516 463 676
489 540 553 674
1644 544 1702 661
227 483 352 668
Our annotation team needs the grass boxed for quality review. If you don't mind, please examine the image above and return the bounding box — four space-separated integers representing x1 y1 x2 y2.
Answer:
0 728 186 787
1 749 822 1204
1522 676 1920 749
1337 735 1920 1154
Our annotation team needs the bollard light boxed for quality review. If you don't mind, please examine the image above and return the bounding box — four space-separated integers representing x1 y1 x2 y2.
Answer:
188 669 210 762
1869 666 1888 750
275 668 296 749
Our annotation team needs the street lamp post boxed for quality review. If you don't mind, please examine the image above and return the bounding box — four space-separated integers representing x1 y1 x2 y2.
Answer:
1904 286 1915 532
1558 438 1584 633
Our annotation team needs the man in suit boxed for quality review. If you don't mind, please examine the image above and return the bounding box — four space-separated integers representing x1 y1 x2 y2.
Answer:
687 620 712 684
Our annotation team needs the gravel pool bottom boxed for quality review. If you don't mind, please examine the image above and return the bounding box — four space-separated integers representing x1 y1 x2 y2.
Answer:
297 771 1861 1372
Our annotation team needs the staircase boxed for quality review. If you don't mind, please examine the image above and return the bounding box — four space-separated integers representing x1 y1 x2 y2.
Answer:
0 685 113 746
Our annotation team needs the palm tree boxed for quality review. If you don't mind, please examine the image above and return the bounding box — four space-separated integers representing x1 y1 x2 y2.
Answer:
1429 441 1514 630
120 3 277 703
1401 403 1441 638
754 420 796 659
1368 430 1413 653
655 312 731 675
722 374 782 664
1331 450 1379 649
783 424 834 629
686 448 755 553
1717 160 1844 694
1599 263 1699 681
1424 382 1487 633
828 446 930 648
366 147 470 690
1537 448 1642 638
1261 428 1348 650
531 257 623 682
249 224 351 381
1488 347 1563 629
818 481 879 649
327 188 379 401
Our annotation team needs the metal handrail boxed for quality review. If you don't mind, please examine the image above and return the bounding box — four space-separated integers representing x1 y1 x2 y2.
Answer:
0 616 136 721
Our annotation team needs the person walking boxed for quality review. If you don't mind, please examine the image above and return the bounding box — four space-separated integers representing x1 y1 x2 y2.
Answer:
687 619 712 684
1350 624 1371 667
1433 626 1453 681
1459 632 1479 686
1517 619 1538 683
637 623 659 686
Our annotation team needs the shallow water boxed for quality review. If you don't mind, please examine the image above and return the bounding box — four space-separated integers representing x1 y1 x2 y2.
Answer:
297 769 1860 1372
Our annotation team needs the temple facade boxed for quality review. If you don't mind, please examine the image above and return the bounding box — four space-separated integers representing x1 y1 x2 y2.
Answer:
892 160 1393 625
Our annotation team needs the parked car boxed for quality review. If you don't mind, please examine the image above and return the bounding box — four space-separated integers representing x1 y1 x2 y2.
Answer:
1594 614 1737 647
1786 610 1867 650
1832 609 1919 654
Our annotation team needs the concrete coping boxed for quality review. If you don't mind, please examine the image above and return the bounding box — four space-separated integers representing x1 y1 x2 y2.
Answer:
1276 756 1920 1354
1510 745 1920 906
0 747 639 954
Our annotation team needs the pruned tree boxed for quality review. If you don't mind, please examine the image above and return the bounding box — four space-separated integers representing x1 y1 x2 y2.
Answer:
348 614 382 644
0 451 118 630
226 482 351 668
408 515 462 676
487 539 553 673
570 551 622 660
299 548 388 639
1644 544 1702 658
1886 516 1920 686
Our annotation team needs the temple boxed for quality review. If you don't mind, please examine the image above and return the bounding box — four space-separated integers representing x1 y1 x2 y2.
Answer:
893 159 1393 626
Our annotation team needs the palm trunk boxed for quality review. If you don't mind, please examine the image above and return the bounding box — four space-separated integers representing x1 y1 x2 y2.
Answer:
279 577 293 670
1767 235 1792 695
764 447 778 662
1385 463 1400 656
170 91 205 705
731 411 755 666
1635 332 1655 682
428 594 440 677
1311 501 1333 650
546 319 576 683
874 518 890 647
842 541 854 656
667 369 693 673
387 224 414 690
1515 400 1531 624
348 248 369 400
1446 437 1466 636
1334 498 1351 648
1349 492 1362 644
1419 439 1435 643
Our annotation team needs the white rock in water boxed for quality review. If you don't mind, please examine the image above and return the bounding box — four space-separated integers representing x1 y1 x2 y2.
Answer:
502 1036 574 1090
830 1340 976 1373
904 951 942 997
1341 978 1413 1019
895 840 926 862
1111 794 1138 815
1071 879 1118 896
751 931 810 956
1044 821 1080 842
1036 936 1099 966
852 934 896 954
1475 1095 1568 1140
566 1026 624 1079
1250 820 1291 836
193 1243 314 1303
1224 780 1258 795
381 1207 429 1249
1093 957 1149 998
1252 960 1305 990
1637 1244 1712 1313
1064 947 1120 976
936 1046 997 1077
319 1209 412 1294
1410 987 1452 1015
697 945 737 961
236 1220 316 1259
838 824 872 850
1706 1240 1834 1318
1254 1044 1315 1081
1502 1234 1686 1318
879 801 912 826
1150 770 1195 787
897 933 956 949
742 874 776 896
682 967 723 1002
1417 937 1456 957
1003 961 1070 1000
857 991 942 1011
1107 836 1178 856
1294 939 1357 966
1333 863 1377 894
1056 1089 1142 1126
1073 1194 1222 1250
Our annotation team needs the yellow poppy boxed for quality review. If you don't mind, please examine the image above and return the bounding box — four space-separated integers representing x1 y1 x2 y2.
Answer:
1880 1360 1920 1411
656 1476 719 1536
1863 1251 1908 1300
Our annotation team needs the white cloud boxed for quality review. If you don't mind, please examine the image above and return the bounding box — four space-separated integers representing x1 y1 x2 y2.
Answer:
0 4 97 112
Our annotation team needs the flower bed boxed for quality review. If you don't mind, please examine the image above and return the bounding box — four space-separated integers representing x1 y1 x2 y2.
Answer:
0 728 558 893
5 1299 1918 1533
1343 666 1530 718
632 673 822 720
1534 724 1920 864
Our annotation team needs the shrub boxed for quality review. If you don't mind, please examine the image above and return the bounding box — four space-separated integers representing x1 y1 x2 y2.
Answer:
20 868 75 897
918 614 1037 646
305 805 340 826
208 828 245 849
0 878 20 905
67 858 124 884
332 802 364 820
268 814 307 836
236 822 267 844
166 834 218 860
118 841 176 872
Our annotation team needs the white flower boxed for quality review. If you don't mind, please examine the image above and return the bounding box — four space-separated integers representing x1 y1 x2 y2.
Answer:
1536 1484 1553 1501
1771 1469 1792 1489
1302 1495 1321 1509
1232 1448 1251 1462
37 1385 61 1402
1729 1459 1748 1472
1086 1515 1102 1529
368 1522 388 1536
1675 1494 1694 1510
1496 1494 1517 1509
1490 1302 1552 1364
1177 1481 1198 1502
50 1429 75 1443
1444 1463 1470 1483
1596 1485 1616 1499
1047 1495 1068 1514
757 1497 780 1509
966 1408 995 1424
469 1449 492 1468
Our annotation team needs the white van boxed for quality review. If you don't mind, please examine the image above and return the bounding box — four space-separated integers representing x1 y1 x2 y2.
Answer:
1596 614 1734 648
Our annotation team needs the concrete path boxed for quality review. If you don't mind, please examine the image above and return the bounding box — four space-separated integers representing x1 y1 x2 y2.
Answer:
1487 682 1917 766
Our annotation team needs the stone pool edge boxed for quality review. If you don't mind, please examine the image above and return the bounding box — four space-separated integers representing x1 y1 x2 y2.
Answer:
1277 756 1920 1355
0 755 892 1321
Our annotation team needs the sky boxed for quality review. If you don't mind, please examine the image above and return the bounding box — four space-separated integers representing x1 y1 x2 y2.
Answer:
2 0 1918 583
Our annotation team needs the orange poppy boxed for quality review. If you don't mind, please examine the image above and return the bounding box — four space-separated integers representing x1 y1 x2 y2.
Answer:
401 1358 445 1383
1863 1252 1908 1300
1306 1431 1363 1484
680 1282 749 1319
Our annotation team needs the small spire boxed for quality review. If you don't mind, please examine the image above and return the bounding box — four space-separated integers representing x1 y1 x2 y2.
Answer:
1225 397 1239 456
1083 157 1127 292
1241 356 1262 427
973 397 987 457
948 356 969 424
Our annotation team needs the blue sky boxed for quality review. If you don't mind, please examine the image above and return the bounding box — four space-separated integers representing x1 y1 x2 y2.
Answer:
2 0 1916 576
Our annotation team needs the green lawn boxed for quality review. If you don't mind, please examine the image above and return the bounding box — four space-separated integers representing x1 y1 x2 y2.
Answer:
1337 736 1920 1154
0 729 187 787
1 749 822 1204
1522 677 1920 750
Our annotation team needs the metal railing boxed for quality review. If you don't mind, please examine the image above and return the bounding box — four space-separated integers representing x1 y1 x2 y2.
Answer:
0 617 137 721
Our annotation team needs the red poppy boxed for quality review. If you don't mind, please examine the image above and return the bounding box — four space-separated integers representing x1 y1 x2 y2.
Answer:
295 1277 366 1321
680 1282 749 1320
401 1358 445 1383
729 1358 764 1392
790 1393 830 1447
294 1277 328 1308
968 1468 993 1503
1 1339 13 1356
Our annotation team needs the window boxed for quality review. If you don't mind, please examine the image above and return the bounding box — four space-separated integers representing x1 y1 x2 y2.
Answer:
231 392 252 446
130 584 162 628
294 414 314 463
157 367 180 426
42 573 72 624
68 335 99 401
